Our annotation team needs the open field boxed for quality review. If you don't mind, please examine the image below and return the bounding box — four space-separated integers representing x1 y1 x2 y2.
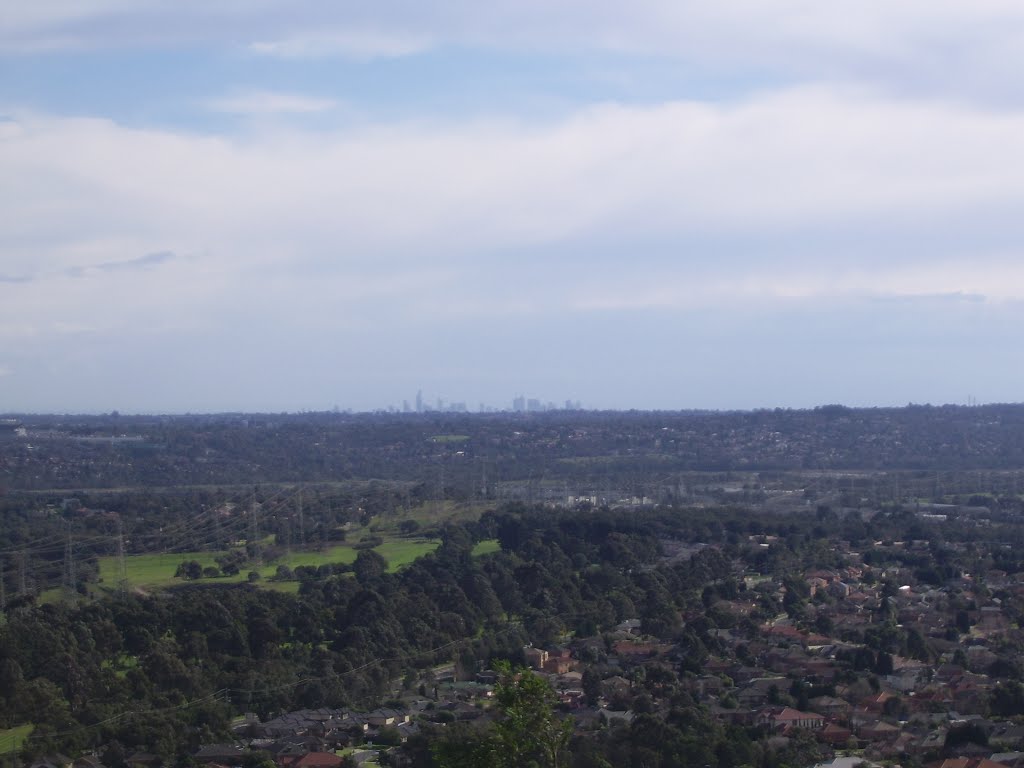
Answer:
471 539 500 556
401 499 493 527
97 537 440 593
0 724 34 755
49 496 493 599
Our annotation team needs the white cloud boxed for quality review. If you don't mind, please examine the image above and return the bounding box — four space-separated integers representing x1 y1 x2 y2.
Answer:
6 3 1024 410
565 260 1024 313
3 85 1024 353
248 30 431 60
207 90 338 115
0 0 162 52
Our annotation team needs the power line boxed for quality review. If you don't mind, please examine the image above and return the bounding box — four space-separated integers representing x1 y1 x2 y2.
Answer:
0 484 323 597
0 622 525 758
0 534 67 557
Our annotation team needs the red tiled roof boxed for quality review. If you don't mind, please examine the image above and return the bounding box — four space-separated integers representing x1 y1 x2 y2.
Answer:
293 753 343 768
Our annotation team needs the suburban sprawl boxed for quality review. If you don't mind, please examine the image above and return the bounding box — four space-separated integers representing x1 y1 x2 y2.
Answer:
4 406 1024 767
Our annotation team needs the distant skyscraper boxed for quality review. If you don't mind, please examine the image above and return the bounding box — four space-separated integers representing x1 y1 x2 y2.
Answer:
416 390 423 413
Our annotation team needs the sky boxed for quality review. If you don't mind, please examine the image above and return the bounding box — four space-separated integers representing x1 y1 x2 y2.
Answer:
3 1 1024 413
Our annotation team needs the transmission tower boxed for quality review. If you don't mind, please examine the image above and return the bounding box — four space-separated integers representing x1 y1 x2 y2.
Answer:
436 463 445 517
250 489 263 566
116 518 129 597
211 504 223 549
297 488 305 549
18 550 27 595
64 525 77 595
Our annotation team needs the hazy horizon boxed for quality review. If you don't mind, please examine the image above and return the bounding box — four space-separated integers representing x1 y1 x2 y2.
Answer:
3 398 1017 419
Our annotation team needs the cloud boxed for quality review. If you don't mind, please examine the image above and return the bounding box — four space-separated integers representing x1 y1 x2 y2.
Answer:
207 90 338 115
6 4 1024 410
248 30 431 60
0 252 173 284
3 87 1024 364
64 250 175 278
0 0 146 52
563 263 1020 313
870 292 987 305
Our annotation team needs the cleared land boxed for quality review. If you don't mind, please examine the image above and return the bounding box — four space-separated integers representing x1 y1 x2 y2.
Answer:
471 539 500 556
97 537 439 593
0 724 34 755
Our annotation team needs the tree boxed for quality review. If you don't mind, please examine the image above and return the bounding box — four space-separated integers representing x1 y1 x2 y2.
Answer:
493 662 573 768
375 726 403 747
174 560 202 580
433 662 571 768
216 550 245 576
874 651 894 676
432 722 502 768
399 520 420 535
353 549 388 583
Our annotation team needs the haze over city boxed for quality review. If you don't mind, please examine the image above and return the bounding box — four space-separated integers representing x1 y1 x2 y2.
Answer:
3 2 1024 413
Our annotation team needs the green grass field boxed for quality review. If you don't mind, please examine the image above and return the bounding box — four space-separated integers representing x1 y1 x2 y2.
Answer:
402 499 493 527
97 537 441 593
37 587 67 605
471 539 500 556
0 724 34 755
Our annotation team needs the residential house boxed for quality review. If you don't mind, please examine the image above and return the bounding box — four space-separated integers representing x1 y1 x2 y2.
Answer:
818 723 854 747
193 745 246 765
291 753 344 768
757 707 826 732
